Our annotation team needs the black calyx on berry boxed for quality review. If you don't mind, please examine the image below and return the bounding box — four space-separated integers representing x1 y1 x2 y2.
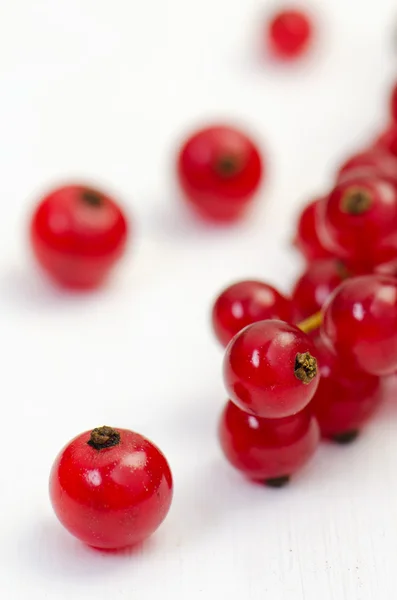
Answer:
341 188 372 215
294 352 317 384
88 426 121 450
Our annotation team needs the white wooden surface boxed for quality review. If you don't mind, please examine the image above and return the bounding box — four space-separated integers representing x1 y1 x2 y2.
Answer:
0 1 396 598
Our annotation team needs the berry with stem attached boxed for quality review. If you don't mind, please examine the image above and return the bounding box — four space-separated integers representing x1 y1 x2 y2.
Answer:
177 125 263 223
223 319 320 418
219 400 319 485
212 280 294 347
30 184 129 289
317 176 397 270
50 426 173 549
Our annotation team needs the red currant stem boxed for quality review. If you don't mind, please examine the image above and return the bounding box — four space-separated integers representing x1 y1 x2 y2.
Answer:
297 310 323 335
87 426 120 450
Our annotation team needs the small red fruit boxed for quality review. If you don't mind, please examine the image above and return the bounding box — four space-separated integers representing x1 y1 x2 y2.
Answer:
219 400 319 486
317 176 397 269
267 8 313 60
177 125 263 222
212 280 294 347
50 426 173 549
374 125 397 158
294 198 332 262
322 275 397 376
337 150 397 188
292 259 347 320
30 184 129 289
223 319 320 419
311 337 382 442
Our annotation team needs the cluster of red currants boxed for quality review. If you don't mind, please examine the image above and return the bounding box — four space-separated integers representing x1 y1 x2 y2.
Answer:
211 81 397 487
28 8 393 550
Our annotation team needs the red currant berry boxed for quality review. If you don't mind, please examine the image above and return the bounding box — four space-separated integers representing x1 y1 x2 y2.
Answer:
219 400 319 485
212 280 294 347
311 337 382 442
294 198 332 262
267 8 313 60
391 83 397 123
292 259 348 320
223 319 320 419
30 185 129 289
50 426 173 549
322 275 397 376
374 125 397 158
177 125 263 223
337 150 397 188
317 177 397 268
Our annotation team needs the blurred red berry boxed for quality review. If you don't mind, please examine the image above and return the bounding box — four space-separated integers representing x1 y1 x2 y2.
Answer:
30 184 129 289
317 176 397 270
219 400 319 486
337 150 397 188
374 125 397 158
292 259 347 319
391 83 397 122
267 8 313 60
294 198 332 262
177 125 263 223
212 280 294 347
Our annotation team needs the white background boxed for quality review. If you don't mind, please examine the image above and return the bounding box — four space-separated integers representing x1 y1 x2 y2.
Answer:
0 1 397 598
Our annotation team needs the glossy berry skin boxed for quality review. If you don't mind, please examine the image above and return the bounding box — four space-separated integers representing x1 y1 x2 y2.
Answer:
49 427 173 550
317 177 397 269
177 125 263 223
219 400 319 483
223 320 320 419
212 280 294 347
337 150 397 188
374 125 397 158
311 337 382 440
267 9 313 60
322 275 397 376
391 83 397 123
30 185 128 289
292 259 347 320
294 198 332 262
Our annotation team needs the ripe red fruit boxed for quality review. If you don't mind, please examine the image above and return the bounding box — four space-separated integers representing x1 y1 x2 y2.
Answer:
337 150 397 188
292 259 347 319
212 280 294 347
374 125 397 158
321 275 397 376
177 125 263 223
294 198 332 262
223 319 320 419
311 337 382 442
30 184 128 289
219 400 319 486
50 426 173 549
391 83 397 122
317 177 397 269
267 8 313 60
